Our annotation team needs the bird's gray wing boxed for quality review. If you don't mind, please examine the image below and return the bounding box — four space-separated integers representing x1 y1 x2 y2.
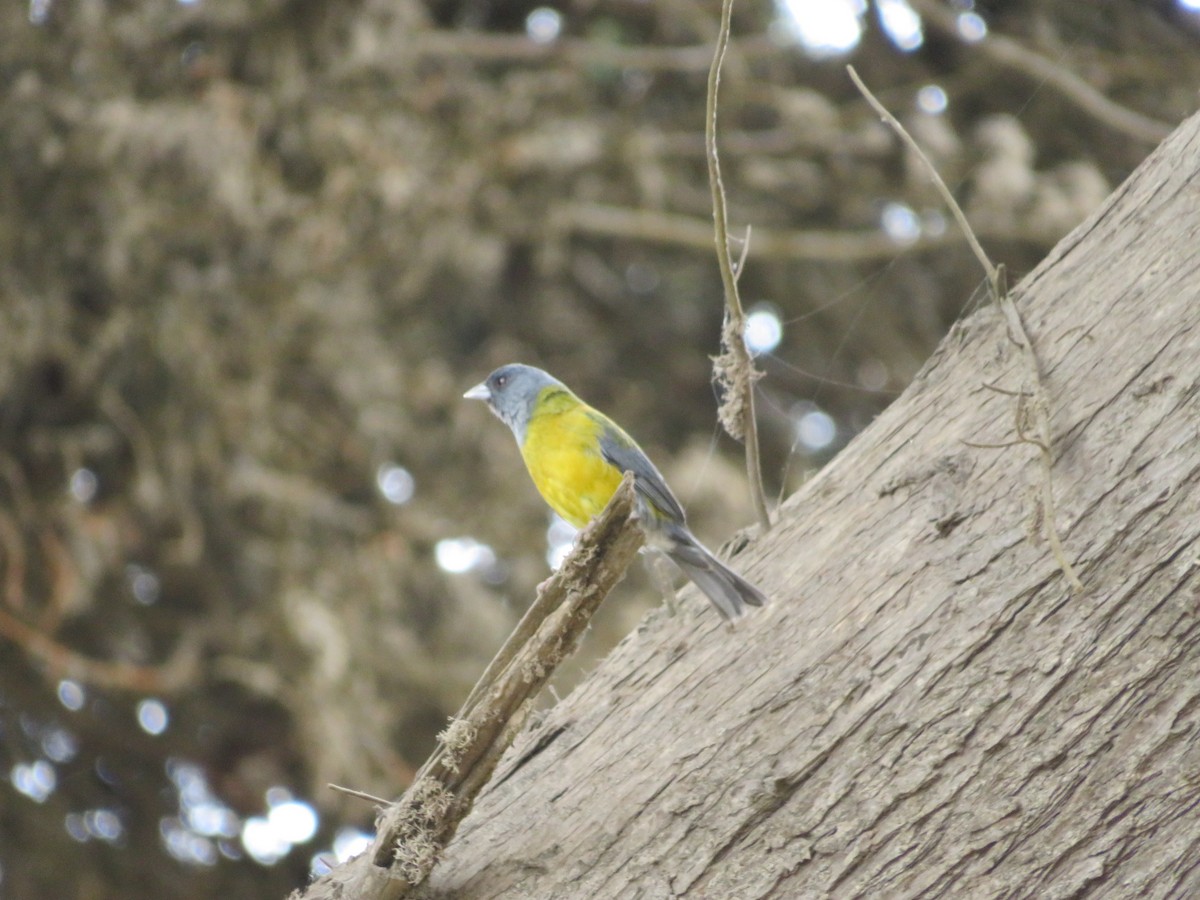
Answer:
594 415 687 525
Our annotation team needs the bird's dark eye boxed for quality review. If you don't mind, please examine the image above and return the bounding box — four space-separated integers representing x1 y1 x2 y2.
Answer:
495 375 508 388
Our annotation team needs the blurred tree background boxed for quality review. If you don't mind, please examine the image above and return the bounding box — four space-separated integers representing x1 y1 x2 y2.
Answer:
0 0 1194 896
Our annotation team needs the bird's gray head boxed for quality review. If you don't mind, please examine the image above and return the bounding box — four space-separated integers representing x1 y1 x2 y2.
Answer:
463 364 564 443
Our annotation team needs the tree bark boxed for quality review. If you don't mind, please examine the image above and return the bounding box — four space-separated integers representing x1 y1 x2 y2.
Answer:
388 110 1200 898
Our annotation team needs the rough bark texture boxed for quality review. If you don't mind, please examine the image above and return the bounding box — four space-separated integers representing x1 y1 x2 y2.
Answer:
3 3 1197 895
410 112 1200 897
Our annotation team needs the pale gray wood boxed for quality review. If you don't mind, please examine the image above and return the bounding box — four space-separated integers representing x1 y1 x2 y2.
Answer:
414 111 1200 898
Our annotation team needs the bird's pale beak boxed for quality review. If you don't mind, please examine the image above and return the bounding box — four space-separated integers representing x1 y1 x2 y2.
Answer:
463 382 490 401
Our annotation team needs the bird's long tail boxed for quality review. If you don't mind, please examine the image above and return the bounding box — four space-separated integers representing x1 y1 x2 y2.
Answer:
666 528 767 622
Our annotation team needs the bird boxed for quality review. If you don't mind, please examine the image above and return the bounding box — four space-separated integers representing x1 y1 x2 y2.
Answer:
463 363 768 621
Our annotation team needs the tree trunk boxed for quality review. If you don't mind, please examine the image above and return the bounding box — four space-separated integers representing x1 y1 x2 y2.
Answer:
334 111 1200 898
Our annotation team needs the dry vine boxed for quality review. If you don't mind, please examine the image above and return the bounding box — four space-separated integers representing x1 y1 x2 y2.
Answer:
847 65 1083 593
705 0 771 533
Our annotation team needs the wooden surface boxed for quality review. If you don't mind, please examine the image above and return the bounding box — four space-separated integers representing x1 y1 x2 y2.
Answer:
413 111 1200 898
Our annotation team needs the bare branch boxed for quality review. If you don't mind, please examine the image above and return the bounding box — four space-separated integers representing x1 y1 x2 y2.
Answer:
706 0 771 534
993 271 1085 592
329 784 390 806
848 66 1083 593
847 66 997 284
297 476 644 900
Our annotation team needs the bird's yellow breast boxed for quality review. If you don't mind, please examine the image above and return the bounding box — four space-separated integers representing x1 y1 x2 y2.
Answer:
520 391 623 529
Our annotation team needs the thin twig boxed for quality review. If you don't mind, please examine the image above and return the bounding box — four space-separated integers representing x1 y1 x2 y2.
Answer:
994 274 1084 592
848 65 1083 593
980 380 1032 398
329 784 391 806
847 67 995 284
706 0 771 533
